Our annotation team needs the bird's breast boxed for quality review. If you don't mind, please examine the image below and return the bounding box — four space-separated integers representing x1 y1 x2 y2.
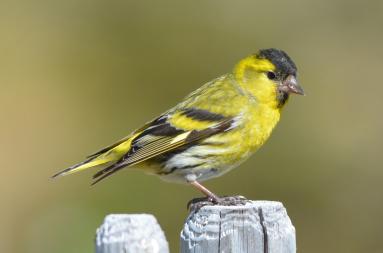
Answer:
242 104 281 152
196 104 281 167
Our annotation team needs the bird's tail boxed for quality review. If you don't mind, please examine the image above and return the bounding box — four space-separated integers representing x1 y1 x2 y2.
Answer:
52 135 135 179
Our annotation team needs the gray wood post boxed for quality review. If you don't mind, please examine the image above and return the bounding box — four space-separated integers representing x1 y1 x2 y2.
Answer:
180 201 296 253
95 214 169 253
95 201 295 253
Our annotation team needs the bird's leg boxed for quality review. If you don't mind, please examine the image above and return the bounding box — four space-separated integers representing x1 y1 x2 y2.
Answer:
187 180 250 211
189 180 220 203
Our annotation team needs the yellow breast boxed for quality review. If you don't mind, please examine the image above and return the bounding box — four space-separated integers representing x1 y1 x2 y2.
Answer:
244 104 281 152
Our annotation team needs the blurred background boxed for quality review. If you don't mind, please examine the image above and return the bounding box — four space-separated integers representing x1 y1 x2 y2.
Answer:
1 0 382 252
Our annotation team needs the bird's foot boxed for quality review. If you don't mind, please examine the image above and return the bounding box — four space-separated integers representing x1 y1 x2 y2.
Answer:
187 195 250 212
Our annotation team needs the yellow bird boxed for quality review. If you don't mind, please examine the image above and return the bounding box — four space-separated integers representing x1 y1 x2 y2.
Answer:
53 48 304 202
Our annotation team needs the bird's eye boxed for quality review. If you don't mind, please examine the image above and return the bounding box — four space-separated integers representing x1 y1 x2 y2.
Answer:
267 71 276 80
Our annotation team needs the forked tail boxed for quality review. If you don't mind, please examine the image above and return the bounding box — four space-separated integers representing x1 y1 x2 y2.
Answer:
52 135 135 179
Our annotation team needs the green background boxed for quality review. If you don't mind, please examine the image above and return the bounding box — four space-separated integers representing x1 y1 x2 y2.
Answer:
1 0 382 252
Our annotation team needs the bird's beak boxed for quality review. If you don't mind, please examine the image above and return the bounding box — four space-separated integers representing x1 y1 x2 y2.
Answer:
280 75 305 95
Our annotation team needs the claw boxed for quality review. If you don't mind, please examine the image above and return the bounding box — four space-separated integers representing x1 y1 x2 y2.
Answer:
187 195 250 212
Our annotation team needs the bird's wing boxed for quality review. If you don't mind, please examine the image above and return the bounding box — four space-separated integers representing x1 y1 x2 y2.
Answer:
91 108 239 184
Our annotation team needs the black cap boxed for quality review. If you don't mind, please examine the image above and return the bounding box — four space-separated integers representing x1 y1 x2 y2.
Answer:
258 48 297 77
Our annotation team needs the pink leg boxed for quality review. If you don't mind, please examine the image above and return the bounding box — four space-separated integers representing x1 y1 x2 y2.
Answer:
189 181 219 202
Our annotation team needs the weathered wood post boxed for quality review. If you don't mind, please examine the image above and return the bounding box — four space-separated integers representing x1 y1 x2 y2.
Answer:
95 214 169 253
95 201 295 253
180 201 295 253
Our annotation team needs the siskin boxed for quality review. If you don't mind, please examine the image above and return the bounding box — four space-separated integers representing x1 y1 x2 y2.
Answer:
53 48 304 202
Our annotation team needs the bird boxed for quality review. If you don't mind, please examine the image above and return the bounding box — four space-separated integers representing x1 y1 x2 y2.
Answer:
52 48 304 203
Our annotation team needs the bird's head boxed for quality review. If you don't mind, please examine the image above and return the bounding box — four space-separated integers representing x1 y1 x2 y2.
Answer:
233 48 304 108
